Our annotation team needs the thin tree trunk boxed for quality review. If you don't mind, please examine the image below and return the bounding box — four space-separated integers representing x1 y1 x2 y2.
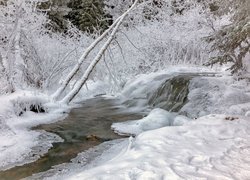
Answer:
61 0 139 104
51 16 124 100
14 21 26 86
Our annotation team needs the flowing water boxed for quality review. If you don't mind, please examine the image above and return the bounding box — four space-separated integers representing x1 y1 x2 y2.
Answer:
0 97 144 180
0 73 210 180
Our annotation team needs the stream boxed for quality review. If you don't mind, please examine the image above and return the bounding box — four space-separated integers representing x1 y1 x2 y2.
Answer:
0 73 213 180
0 97 144 180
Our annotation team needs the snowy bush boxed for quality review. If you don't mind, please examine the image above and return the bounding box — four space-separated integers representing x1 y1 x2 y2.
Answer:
11 95 48 116
0 0 93 94
0 0 228 99
93 1 217 91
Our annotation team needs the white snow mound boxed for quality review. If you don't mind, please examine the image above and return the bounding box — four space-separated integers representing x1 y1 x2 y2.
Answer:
65 114 250 180
111 108 191 135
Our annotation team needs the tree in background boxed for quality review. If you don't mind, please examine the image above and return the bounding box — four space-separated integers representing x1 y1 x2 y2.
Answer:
38 0 71 32
53 0 139 103
0 0 48 92
38 0 113 34
207 0 250 74
66 0 112 34
0 0 92 94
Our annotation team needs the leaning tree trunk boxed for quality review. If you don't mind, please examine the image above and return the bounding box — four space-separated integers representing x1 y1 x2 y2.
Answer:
60 0 139 104
51 15 124 100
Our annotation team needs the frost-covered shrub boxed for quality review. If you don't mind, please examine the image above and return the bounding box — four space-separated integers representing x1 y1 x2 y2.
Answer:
0 0 94 93
12 96 48 116
206 0 250 75
93 3 216 92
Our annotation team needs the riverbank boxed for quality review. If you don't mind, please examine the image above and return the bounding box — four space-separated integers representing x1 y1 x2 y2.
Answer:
39 68 250 179
65 114 250 180
0 80 108 171
1 66 249 179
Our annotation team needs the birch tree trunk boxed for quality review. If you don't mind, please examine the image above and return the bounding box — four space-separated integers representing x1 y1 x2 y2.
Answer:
61 0 139 104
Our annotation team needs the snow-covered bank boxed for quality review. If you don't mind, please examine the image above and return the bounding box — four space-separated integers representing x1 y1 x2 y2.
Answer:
0 81 109 171
66 114 250 180
180 75 250 118
0 91 66 170
53 68 250 180
119 65 250 118
2 66 250 179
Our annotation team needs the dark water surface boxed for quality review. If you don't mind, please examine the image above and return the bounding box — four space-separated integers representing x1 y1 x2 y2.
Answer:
0 97 144 180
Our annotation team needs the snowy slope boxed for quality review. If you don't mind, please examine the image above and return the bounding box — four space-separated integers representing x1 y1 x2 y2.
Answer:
64 114 250 180
57 69 250 180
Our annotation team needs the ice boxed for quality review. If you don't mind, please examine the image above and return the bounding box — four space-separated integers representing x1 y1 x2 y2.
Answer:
20 67 250 180
0 80 108 170
1 66 250 179
119 65 219 110
172 115 191 126
0 91 66 170
111 108 178 135
27 139 128 180
51 69 250 180
180 75 250 118
111 108 194 136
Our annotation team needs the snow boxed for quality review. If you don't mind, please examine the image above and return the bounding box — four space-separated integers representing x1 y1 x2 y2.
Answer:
119 65 220 109
0 0 249 178
62 114 250 180
180 75 250 118
44 69 250 180
111 108 192 135
1 66 250 180
28 139 128 180
0 80 107 170
0 91 65 170
72 80 110 102
121 65 219 97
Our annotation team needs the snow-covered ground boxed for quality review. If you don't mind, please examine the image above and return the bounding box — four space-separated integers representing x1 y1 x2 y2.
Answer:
1 66 250 180
0 91 66 170
65 114 250 180
0 80 109 171
53 67 250 180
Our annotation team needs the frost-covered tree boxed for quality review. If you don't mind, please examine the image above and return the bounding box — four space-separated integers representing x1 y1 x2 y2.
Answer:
207 0 250 74
101 0 214 75
38 0 113 34
37 0 71 32
53 0 139 103
65 0 112 34
0 0 92 94
0 0 48 92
